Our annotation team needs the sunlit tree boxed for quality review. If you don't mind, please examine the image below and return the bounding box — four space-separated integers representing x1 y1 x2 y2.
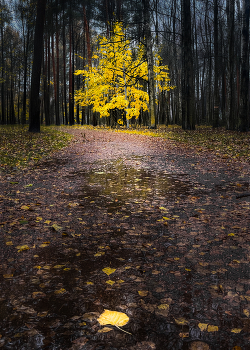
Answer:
75 22 174 127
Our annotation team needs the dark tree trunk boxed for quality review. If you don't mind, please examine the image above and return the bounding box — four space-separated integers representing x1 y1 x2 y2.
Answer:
29 0 47 133
239 0 250 132
227 0 235 130
213 0 220 128
143 0 156 128
62 8 68 125
1 24 5 124
181 0 195 130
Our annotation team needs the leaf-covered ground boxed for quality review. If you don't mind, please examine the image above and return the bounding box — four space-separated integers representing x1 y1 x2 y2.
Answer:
0 127 250 350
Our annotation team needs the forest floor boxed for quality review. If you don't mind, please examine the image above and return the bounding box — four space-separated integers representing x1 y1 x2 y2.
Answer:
0 126 250 350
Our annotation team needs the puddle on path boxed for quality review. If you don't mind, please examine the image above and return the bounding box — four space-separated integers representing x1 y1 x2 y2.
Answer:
67 158 193 210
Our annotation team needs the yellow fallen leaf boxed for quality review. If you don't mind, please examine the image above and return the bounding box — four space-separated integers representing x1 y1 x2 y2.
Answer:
54 288 66 295
185 268 191 271
228 233 235 237
34 266 42 269
232 346 242 350
51 224 63 231
95 252 105 257
174 318 189 325
98 327 113 333
97 310 130 334
53 265 64 269
5 241 13 246
86 282 94 285
207 325 218 332
231 328 242 333
106 280 115 286
243 309 250 317
21 205 29 210
39 243 50 248
198 323 208 331
16 245 29 252
64 268 71 271
116 279 124 284
76 253 81 256
36 217 43 221
138 290 148 297
102 267 116 275
3 274 13 278
44 220 51 224
37 311 48 317
199 262 209 266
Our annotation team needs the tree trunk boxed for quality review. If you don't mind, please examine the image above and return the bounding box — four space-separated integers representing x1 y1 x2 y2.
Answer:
227 0 235 130
143 0 156 128
213 0 219 127
181 0 195 130
239 0 250 131
29 0 47 133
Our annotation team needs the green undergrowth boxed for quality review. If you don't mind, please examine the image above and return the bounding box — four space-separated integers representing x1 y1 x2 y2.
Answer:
69 124 250 163
0 125 73 172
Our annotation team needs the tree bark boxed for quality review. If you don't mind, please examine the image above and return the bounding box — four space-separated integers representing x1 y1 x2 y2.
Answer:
29 0 47 133
181 0 195 130
143 0 156 128
239 0 250 132
213 0 219 128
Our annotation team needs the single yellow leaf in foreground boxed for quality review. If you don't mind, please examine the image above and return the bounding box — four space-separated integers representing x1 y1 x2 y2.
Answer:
207 325 218 332
98 309 129 327
102 267 116 275
231 328 242 333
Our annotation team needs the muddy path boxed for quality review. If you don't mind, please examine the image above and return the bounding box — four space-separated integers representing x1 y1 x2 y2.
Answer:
0 128 250 350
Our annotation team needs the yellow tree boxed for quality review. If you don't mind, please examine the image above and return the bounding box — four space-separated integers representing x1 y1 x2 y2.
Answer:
75 22 174 127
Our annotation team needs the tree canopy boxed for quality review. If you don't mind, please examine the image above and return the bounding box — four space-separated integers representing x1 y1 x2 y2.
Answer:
75 22 174 126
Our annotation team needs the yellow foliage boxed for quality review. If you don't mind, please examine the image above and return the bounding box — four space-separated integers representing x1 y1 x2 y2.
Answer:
75 22 174 120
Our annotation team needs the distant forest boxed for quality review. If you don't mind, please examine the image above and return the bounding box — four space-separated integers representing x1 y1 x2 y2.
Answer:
0 0 249 131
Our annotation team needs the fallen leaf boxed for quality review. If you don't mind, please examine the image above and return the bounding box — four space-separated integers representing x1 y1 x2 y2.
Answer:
16 245 29 252
51 224 63 231
98 309 129 329
102 267 116 275
21 205 29 210
174 318 189 325
231 328 242 333
207 325 218 332
3 274 13 278
98 327 113 333
106 280 115 285
243 309 250 318
198 323 208 331
54 288 66 295
138 290 148 297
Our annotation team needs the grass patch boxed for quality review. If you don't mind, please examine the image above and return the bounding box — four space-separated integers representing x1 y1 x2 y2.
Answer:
0 125 73 172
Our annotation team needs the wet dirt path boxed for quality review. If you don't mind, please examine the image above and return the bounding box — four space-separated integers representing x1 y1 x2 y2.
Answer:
0 128 250 350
